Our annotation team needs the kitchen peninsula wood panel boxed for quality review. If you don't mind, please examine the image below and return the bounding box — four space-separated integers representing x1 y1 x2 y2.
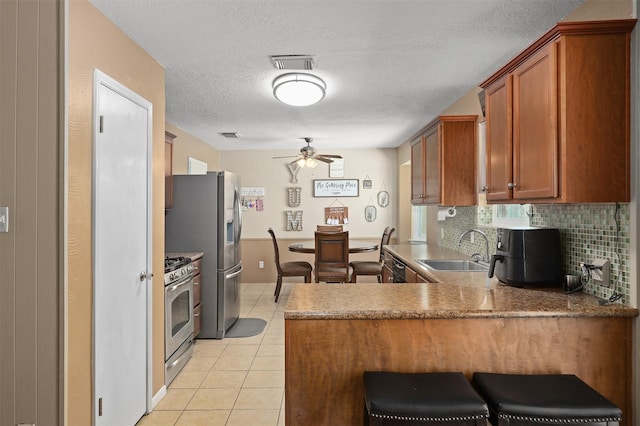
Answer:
285 279 636 426
481 19 636 203
285 314 633 426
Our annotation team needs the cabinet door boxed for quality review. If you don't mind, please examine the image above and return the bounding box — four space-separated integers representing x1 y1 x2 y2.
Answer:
165 131 176 209
193 304 201 338
382 265 394 283
485 76 512 201
405 267 418 283
512 42 558 200
424 127 441 204
410 136 426 204
440 117 477 206
193 272 202 307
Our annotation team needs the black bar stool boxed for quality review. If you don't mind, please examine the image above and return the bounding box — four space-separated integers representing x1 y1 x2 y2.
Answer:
363 372 489 425
472 373 621 426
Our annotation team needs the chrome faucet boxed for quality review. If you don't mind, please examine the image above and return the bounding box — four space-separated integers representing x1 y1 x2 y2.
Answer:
458 229 490 263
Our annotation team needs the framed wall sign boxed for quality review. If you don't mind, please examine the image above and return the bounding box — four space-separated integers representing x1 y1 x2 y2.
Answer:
313 179 359 197
363 175 373 189
365 205 377 222
377 190 389 207
329 158 344 177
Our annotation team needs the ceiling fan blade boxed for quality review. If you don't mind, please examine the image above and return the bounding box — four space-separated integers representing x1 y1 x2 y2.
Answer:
317 154 342 159
272 155 299 159
315 157 334 164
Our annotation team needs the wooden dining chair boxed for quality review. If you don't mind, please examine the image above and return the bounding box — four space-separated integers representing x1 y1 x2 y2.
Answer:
314 231 352 283
316 224 343 232
350 226 395 283
268 228 313 302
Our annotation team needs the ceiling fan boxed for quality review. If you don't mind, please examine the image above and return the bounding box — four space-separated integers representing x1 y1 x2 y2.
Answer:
272 137 342 168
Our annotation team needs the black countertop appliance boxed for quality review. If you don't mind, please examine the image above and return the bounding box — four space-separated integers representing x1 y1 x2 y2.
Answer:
488 227 563 287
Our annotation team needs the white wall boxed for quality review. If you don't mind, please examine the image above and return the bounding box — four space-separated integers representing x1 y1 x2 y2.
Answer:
220 149 397 239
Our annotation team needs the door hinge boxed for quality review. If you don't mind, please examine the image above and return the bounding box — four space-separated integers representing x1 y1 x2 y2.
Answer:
98 397 103 416
99 115 104 133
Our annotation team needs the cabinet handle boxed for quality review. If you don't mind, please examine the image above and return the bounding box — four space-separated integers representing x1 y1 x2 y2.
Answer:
507 182 517 189
480 185 488 192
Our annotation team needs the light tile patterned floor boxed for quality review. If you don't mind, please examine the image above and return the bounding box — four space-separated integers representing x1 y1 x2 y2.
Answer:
137 282 291 426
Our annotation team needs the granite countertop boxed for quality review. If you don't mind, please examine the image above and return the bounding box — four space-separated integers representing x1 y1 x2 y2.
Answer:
284 244 638 320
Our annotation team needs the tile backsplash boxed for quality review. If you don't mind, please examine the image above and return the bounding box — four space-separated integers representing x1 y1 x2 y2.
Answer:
437 203 630 305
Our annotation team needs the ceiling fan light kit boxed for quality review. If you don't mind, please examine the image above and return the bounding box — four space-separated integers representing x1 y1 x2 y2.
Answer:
297 157 319 168
273 137 341 168
272 73 326 106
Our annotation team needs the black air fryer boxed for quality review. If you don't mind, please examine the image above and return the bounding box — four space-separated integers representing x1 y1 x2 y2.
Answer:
488 227 563 287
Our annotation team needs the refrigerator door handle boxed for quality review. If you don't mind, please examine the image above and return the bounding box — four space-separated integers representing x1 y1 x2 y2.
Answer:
234 187 242 247
225 267 243 280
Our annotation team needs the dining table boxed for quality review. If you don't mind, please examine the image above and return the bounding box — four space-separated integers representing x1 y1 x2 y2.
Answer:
288 240 379 254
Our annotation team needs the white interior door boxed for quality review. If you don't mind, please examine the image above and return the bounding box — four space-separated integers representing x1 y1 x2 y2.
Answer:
93 70 153 426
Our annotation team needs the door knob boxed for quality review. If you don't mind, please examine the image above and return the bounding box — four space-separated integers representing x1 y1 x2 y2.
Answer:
139 271 154 281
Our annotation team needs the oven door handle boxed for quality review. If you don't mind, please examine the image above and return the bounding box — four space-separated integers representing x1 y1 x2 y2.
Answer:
167 341 192 368
166 275 192 292
225 267 243 280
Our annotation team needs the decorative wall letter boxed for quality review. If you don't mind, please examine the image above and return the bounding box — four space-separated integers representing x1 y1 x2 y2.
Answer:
287 163 301 184
287 187 301 207
286 211 303 231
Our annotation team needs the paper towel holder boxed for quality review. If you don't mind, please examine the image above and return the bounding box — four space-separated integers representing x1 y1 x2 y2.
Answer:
437 206 457 221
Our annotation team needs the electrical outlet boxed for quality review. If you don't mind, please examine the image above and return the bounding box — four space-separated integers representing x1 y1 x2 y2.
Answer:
591 259 610 284
440 228 444 239
259 260 264 269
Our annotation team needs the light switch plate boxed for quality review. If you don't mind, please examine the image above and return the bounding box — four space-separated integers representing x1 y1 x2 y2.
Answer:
0 207 8 233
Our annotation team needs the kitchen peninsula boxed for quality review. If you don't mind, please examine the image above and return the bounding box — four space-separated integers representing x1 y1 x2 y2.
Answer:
284 245 638 426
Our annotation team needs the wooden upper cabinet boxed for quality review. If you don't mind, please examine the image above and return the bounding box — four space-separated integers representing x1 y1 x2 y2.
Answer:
439 116 477 206
485 76 512 202
165 131 176 209
486 43 557 202
410 135 426 204
481 19 636 203
411 115 477 206
512 42 558 200
423 125 440 204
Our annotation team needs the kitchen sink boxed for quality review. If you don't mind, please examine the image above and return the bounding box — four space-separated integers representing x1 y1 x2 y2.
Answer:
416 259 489 272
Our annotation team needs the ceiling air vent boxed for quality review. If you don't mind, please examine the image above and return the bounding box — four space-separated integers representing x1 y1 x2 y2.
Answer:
269 55 315 70
219 132 241 139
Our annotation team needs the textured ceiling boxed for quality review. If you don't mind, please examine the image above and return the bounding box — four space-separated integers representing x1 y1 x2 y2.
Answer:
89 0 584 152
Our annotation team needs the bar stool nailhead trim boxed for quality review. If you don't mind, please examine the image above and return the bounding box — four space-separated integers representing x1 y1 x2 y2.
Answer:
497 414 622 423
371 413 488 422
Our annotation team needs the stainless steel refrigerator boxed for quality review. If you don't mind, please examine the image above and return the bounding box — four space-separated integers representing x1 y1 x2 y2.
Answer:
165 171 242 339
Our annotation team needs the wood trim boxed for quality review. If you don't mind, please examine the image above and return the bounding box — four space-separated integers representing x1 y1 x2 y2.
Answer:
480 19 637 88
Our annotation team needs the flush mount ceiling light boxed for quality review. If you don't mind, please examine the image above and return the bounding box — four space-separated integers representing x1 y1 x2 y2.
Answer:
272 73 326 107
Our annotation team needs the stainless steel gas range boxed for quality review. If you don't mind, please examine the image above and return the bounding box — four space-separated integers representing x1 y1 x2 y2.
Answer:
164 256 194 385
